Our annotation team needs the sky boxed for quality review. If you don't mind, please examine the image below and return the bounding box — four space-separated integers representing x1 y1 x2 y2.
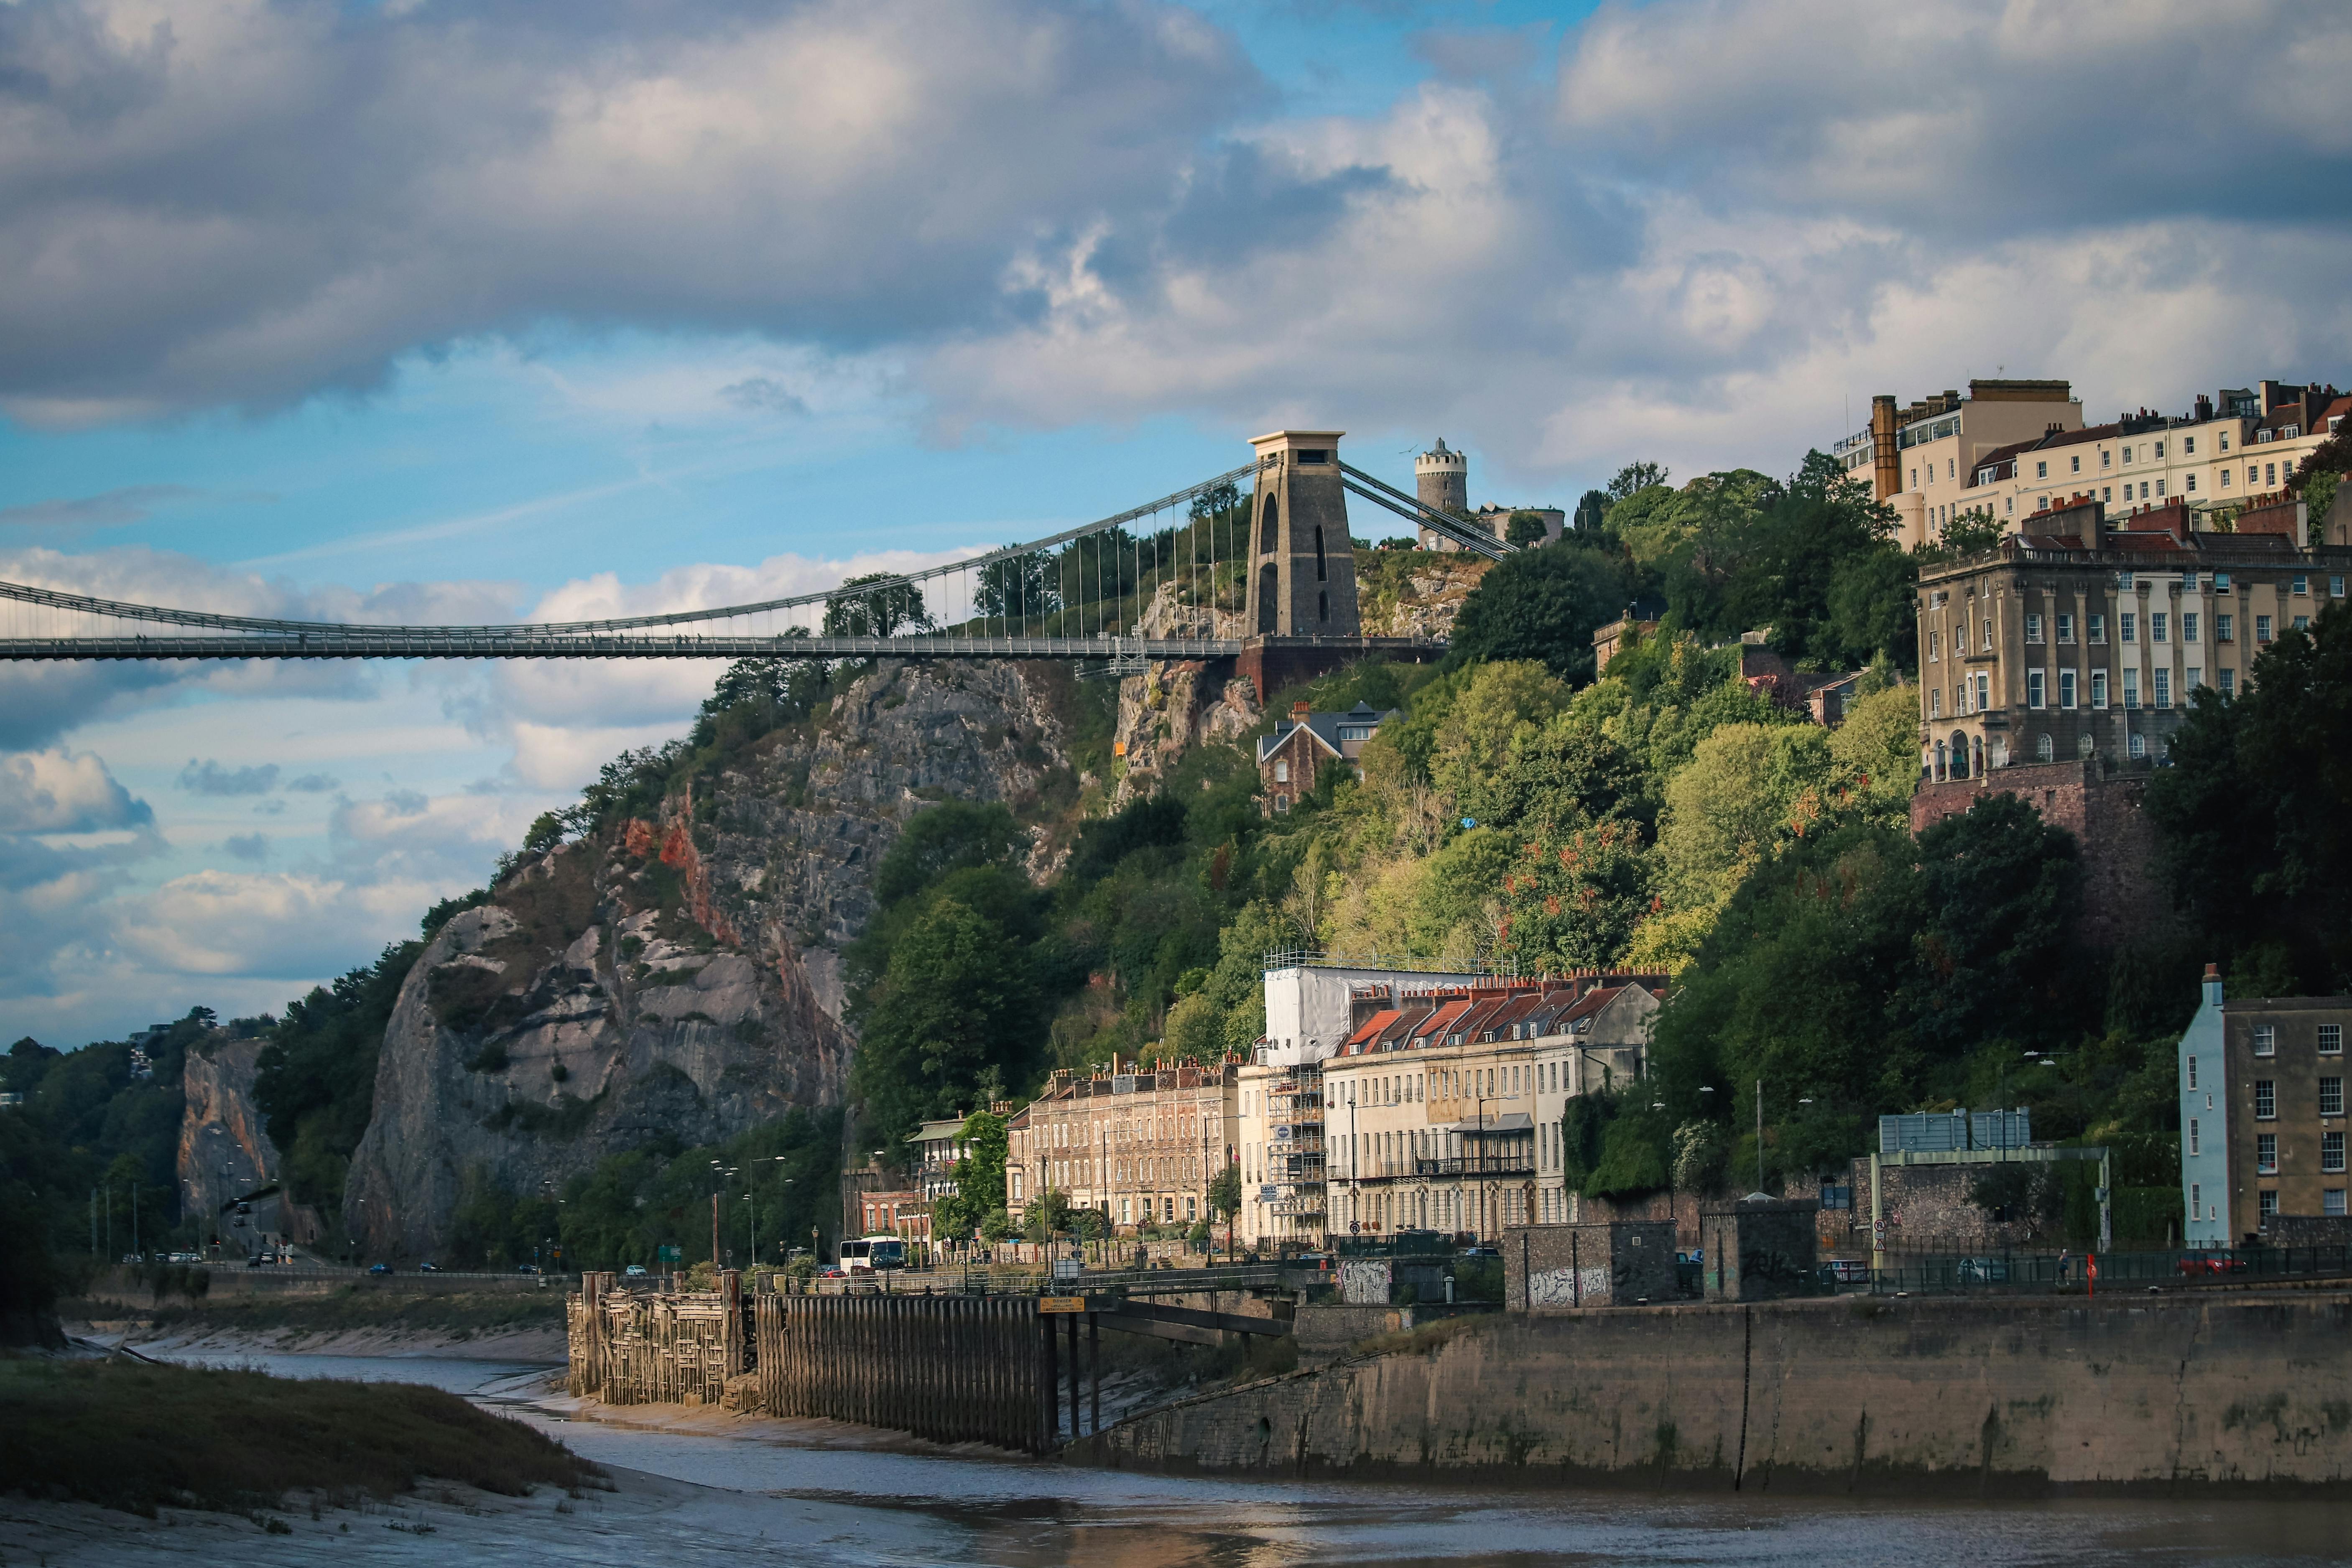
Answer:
4 0 2349 1046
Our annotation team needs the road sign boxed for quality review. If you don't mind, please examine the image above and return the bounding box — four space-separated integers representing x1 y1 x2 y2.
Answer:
1039 1296 1087 1314
657 1244 681 1262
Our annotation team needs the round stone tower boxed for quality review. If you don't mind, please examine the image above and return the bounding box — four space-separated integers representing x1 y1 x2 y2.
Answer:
1415 437 1469 515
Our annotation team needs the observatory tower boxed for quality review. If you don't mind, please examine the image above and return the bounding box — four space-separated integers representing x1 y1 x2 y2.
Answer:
1414 438 1469 516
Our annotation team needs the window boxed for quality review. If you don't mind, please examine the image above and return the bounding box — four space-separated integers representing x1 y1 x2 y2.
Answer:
2122 668 2140 709
2089 613 2106 643
2070 454 2081 473
2183 613 2199 643
2294 615 2310 631
2184 571 2199 592
2221 429 2232 450
2293 574 2309 596
2157 480 2166 497
2217 613 2235 642
2188 1053 2199 1089
1929 630 1940 661
2187 667 2201 691
2122 446 2133 465
2034 732 2054 761
2192 1181 2202 1217
2335 577 2348 599
2057 612 2075 643
1273 760 1289 783
2331 1191 2349 1217
2059 669 2077 709
2036 460 2048 479
2090 669 2109 709
2257 615 2274 643
2189 1117 2201 1155
2213 572 2231 594
1930 688 1941 718
2258 1132 2277 1174
2255 1024 2276 1056
2257 1080 2277 1119
1974 672 1990 711
2186 474 2198 492
2102 485 2113 501
2152 613 2168 643
1273 794 1290 813
2185 436 2196 454
2026 613 2043 644
1981 619 1993 652
2222 469 2233 489
2329 1132 2349 1175
2262 1190 2281 1219
2156 440 2166 459
2219 669 2236 698
2121 612 2137 644
2322 1025 2342 1056
2325 1078 2345 1118
2266 462 2277 486
2027 670 2046 709
2153 669 2171 709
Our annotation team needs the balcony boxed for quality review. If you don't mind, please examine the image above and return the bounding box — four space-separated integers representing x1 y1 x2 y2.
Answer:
1413 1155 1537 1178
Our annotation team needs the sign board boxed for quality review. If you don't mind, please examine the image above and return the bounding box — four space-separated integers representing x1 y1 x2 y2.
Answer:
657 1244 681 1262
1039 1296 1087 1314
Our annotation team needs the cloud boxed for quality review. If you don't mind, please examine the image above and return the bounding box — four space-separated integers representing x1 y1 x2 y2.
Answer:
111 870 433 978
0 749 153 833
222 833 269 862
0 0 1263 423
179 759 280 796
718 377 811 416
283 773 339 793
0 484 202 529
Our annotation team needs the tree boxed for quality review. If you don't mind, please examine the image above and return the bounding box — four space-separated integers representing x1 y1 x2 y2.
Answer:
1504 510 1550 547
932 1109 1008 1239
1656 722 1834 912
2146 602 2352 992
1442 546 1629 683
849 898 1038 1148
975 548 1059 620
1607 461 1669 502
822 573 932 638
1572 489 1610 536
254 943 421 1215
1207 1161 1242 1220
1495 819 1653 973
872 801 1028 908
1903 792 2088 1055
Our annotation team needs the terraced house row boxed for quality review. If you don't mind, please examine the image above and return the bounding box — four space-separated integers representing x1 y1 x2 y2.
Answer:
997 960 1663 1249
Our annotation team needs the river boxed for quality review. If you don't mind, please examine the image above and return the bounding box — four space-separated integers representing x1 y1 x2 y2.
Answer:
105 1350 2352 1565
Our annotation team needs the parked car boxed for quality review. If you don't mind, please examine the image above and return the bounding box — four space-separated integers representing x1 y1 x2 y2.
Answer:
1826 1259 1872 1284
235 1201 252 1214
418 1262 440 1272
516 1263 541 1275
368 1262 394 1275
1457 1245 1500 1259
623 1264 649 1277
1957 1256 2010 1284
2177 1252 2249 1276
819 1265 846 1279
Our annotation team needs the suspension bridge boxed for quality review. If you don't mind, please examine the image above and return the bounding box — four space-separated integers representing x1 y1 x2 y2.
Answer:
0 431 1508 688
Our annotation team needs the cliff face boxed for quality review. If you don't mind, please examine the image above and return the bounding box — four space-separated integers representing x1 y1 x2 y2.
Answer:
177 1033 286 1232
343 658 1077 1261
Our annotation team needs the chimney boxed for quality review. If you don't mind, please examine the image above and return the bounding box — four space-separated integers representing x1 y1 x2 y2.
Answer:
1291 701 1311 719
2195 393 2212 422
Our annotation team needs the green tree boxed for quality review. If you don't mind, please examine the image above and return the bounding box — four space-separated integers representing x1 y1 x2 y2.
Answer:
1440 545 1630 683
254 943 421 1215
1207 1161 1242 1219
1495 820 1653 973
822 573 932 637
975 548 1059 620
1656 722 1834 911
1607 461 1669 501
933 1109 1008 1239
1504 510 1550 547
850 898 1038 1148
2146 602 2352 992
872 801 1028 908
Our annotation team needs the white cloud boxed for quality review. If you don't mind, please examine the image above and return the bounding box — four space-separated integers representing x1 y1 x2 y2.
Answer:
111 869 434 978
0 748 152 833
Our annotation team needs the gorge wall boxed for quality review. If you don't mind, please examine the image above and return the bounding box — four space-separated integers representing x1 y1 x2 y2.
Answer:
176 1032 300 1239
343 658 1081 1261
1089 1292 2352 1494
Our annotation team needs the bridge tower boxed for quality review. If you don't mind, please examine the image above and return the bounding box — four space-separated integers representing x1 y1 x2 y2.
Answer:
1242 430 1361 639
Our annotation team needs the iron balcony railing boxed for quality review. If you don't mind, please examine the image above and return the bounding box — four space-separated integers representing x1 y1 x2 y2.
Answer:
1412 1155 1537 1178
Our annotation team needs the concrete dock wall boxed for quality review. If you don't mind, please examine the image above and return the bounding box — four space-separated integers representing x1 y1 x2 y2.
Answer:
1084 1292 2352 1494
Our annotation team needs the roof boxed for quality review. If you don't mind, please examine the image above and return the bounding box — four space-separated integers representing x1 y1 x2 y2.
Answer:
1406 999 1475 1047
1345 1009 1403 1049
1258 701 1401 765
1443 1112 1535 1134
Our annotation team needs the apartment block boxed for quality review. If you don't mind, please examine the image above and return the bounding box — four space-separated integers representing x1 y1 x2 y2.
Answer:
1835 376 2344 550
1914 494 2350 778
2178 966 2352 1248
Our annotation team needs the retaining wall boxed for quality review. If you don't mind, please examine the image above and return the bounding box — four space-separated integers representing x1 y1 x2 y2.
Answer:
1083 1291 2352 1494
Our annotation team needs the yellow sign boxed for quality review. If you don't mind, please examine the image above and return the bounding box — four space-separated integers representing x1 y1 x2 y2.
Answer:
1039 1296 1087 1314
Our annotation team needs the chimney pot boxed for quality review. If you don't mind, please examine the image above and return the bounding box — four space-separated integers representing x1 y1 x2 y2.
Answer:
2204 962 2220 981
1292 701 1311 718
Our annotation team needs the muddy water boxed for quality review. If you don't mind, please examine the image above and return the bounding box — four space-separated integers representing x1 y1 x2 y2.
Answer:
139 1349 2352 1565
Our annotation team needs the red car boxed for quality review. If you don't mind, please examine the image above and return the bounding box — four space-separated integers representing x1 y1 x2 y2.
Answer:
2176 1252 2249 1276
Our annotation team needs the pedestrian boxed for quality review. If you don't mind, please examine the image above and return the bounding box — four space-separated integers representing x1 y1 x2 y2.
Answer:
2057 1247 2071 1285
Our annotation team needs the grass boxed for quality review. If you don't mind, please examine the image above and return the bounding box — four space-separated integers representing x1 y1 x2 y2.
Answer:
69 1289 567 1340
0 1356 594 1517
1347 1313 1495 1360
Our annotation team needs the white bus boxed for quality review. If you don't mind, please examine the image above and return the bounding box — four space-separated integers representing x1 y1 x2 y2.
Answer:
839 1236 907 1275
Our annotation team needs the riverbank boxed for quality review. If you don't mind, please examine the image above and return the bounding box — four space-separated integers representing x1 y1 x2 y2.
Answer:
65 1289 569 1362
1084 1288 2352 1495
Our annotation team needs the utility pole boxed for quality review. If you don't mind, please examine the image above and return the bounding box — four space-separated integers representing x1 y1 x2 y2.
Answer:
1755 1077 1765 1196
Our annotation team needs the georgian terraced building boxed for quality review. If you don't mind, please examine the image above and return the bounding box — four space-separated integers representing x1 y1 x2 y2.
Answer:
1915 493 2349 780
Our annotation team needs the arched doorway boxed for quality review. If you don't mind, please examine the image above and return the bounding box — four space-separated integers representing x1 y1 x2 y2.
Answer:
1256 564 1279 633
1312 523 1326 581
1260 497 1279 555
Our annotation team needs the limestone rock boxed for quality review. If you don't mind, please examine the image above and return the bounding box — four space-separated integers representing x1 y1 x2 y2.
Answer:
342 658 1076 1261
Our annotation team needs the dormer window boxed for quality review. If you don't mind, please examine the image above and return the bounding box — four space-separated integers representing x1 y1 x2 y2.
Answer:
2259 428 2275 443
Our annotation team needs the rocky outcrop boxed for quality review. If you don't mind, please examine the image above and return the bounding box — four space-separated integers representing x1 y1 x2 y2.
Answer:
343 659 1076 1261
1112 662 1260 803
178 1033 286 1231
1355 551 1489 640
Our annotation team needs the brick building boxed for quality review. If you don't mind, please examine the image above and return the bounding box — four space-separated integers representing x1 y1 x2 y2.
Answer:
1257 699 1398 815
1005 1057 1240 1235
2178 966 2352 1248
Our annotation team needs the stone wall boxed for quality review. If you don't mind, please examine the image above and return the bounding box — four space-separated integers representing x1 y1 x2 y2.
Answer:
1909 758 2181 951
1698 1198 1818 1301
1086 1291 2352 1493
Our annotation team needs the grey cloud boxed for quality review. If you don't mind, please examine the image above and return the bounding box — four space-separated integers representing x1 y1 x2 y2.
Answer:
382 789 430 817
179 759 279 796
0 0 1265 423
283 773 339 793
252 799 288 817
0 749 153 834
720 377 811 416
0 484 201 529
222 833 269 863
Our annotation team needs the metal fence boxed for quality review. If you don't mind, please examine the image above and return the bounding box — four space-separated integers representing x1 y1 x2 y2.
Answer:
1863 1244 2352 1296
